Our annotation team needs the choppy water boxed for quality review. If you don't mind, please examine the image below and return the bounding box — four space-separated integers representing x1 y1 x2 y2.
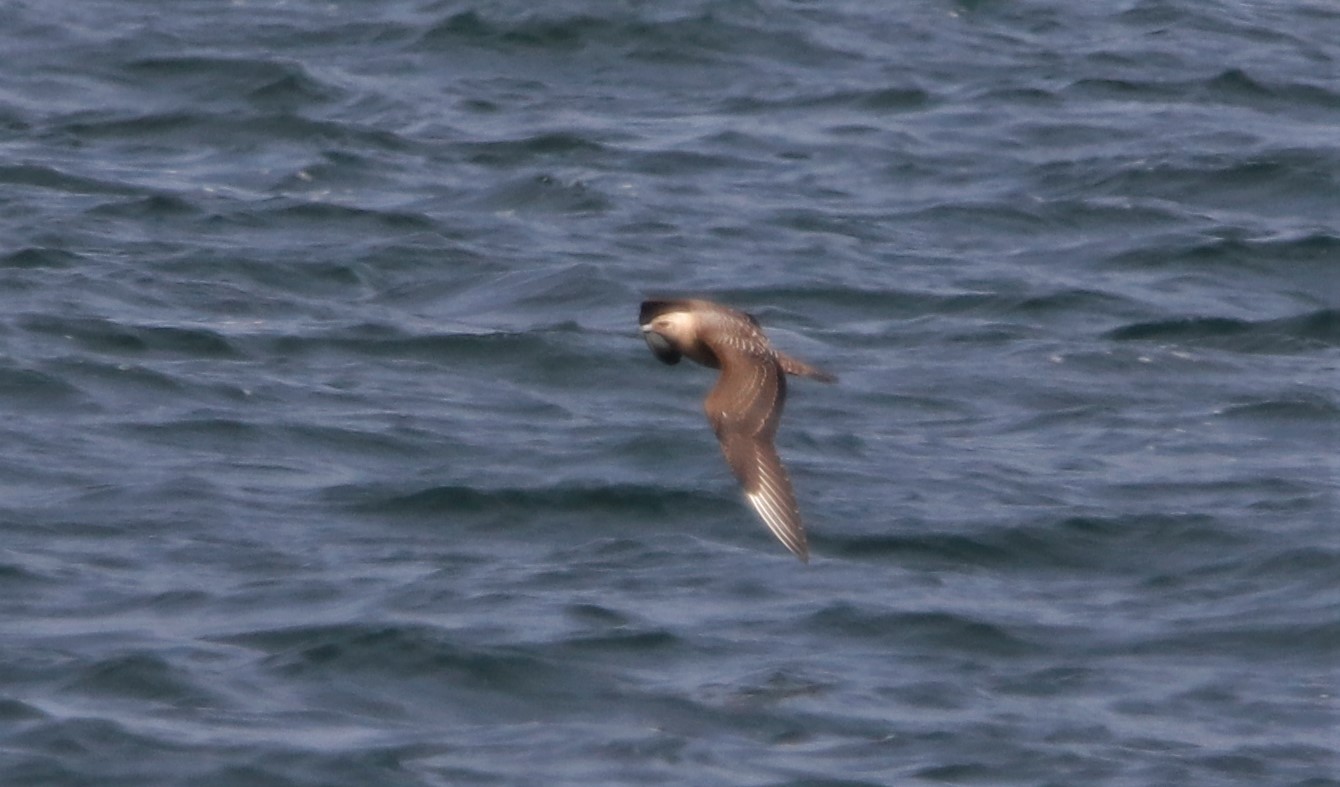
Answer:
2 1 1338 785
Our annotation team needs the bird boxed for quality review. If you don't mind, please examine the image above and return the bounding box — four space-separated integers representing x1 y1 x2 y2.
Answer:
638 298 836 562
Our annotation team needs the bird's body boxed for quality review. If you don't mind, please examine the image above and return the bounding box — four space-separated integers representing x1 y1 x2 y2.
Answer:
638 299 835 562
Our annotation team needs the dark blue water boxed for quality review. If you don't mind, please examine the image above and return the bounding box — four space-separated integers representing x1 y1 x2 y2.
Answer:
2 1 1337 785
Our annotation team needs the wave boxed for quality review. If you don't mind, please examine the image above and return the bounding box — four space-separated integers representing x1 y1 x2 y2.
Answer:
1 247 85 269
809 603 1044 657
0 364 84 409
126 54 344 107
826 513 1238 573
1107 308 1340 351
20 314 241 358
416 6 850 67
1218 395 1339 421
329 481 716 523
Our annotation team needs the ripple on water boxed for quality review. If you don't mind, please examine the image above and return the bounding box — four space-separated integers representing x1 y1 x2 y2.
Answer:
1 1 1337 785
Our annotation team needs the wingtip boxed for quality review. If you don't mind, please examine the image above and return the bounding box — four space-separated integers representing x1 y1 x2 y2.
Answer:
744 489 810 564
776 536 811 564
783 539 810 563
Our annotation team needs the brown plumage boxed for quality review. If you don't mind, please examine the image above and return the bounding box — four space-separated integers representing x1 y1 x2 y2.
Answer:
638 298 836 562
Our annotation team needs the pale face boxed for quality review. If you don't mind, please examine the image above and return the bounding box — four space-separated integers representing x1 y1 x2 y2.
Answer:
646 312 695 345
641 310 697 365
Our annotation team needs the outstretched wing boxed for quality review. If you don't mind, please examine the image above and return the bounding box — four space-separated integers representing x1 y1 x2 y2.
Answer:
718 428 808 562
703 332 809 562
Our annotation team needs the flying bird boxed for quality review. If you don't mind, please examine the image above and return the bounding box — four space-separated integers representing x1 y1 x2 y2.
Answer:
639 298 836 562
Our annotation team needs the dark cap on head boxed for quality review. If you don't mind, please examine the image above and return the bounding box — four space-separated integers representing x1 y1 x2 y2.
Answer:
639 299 687 326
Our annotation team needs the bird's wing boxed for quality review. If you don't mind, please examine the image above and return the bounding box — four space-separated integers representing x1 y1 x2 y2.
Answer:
721 429 809 562
702 322 809 562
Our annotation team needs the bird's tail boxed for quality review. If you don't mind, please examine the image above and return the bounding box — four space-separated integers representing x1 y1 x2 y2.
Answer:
777 352 837 383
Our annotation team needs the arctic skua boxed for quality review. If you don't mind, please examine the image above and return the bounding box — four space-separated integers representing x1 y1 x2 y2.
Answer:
639 298 836 562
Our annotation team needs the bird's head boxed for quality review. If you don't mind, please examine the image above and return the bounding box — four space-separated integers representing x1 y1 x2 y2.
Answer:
639 300 698 365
